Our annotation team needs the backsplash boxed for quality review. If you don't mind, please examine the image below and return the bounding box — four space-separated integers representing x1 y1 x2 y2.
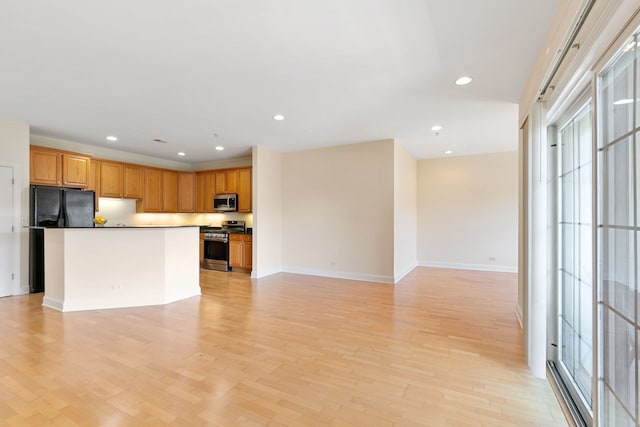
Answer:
96 198 253 227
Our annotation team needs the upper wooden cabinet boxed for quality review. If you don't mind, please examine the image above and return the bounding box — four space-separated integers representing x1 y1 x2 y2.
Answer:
97 160 144 199
30 147 61 186
137 168 181 213
177 172 195 213
162 170 178 212
215 169 238 194
196 171 216 213
30 146 91 188
196 167 252 213
237 168 252 213
33 145 253 215
195 172 206 212
87 159 99 193
99 160 124 198
123 164 144 199
62 154 90 188
214 171 226 194
139 168 163 212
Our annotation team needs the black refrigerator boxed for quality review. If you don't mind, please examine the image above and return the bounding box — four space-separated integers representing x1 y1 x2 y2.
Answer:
29 185 95 293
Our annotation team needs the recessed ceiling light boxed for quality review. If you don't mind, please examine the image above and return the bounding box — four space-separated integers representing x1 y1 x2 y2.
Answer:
613 98 634 105
431 125 443 132
177 152 186 156
455 76 473 85
215 146 224 151
445 150 453 154
273 114 285 121
106 136 118 142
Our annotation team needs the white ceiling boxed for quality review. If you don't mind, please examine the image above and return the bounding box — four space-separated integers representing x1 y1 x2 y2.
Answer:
0 0 558 162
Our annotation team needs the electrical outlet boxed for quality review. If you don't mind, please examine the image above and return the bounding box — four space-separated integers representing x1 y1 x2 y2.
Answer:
489 257 496 262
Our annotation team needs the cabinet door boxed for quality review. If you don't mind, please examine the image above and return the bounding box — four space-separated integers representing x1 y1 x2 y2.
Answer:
225 169 239 193
99 161 123 197
203 172 216 212
123 164 143 199
30 147 61 186
195 172 206 212
242 238 252 270
214 171 226 194
177 172 195 212
62 154 90 188
162 170 178 212
237 168 252 212
141 168 163 212
229 238 242 268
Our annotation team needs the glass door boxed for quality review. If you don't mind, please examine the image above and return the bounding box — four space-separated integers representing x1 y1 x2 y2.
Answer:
557 100 594 422
598 31 639 427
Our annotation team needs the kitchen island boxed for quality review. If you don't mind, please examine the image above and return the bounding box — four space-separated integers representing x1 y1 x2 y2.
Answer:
42 226 200 312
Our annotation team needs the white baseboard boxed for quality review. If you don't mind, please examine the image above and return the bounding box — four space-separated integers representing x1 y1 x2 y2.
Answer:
252 266 283 279
42 296 63 311
394 263 417 283
42 292 201 312
515 304 524 329
418 260 517 273
282 267 394 284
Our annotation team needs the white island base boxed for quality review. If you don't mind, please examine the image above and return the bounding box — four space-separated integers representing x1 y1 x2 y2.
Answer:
42 226 201 312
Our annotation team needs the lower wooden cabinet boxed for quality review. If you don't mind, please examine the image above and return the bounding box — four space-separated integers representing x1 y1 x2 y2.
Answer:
243 239 252 270
229 234 252 270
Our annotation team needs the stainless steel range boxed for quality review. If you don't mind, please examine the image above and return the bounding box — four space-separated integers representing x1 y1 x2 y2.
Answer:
202 220 245 271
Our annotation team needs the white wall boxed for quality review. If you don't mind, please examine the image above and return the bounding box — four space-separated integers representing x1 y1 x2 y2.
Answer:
417 151 518 272
282 140 395 283
393 142 417 282
94 198 252 228
0 119 30 294
252 146 283 278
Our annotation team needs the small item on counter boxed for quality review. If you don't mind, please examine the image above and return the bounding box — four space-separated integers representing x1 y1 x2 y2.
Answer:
94 216 108 227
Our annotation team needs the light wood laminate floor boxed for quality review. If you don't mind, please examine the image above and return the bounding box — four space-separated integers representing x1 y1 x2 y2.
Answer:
0 268 565 426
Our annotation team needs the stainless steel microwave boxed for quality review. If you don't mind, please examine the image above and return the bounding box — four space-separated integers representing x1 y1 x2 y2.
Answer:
213 194 237 212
